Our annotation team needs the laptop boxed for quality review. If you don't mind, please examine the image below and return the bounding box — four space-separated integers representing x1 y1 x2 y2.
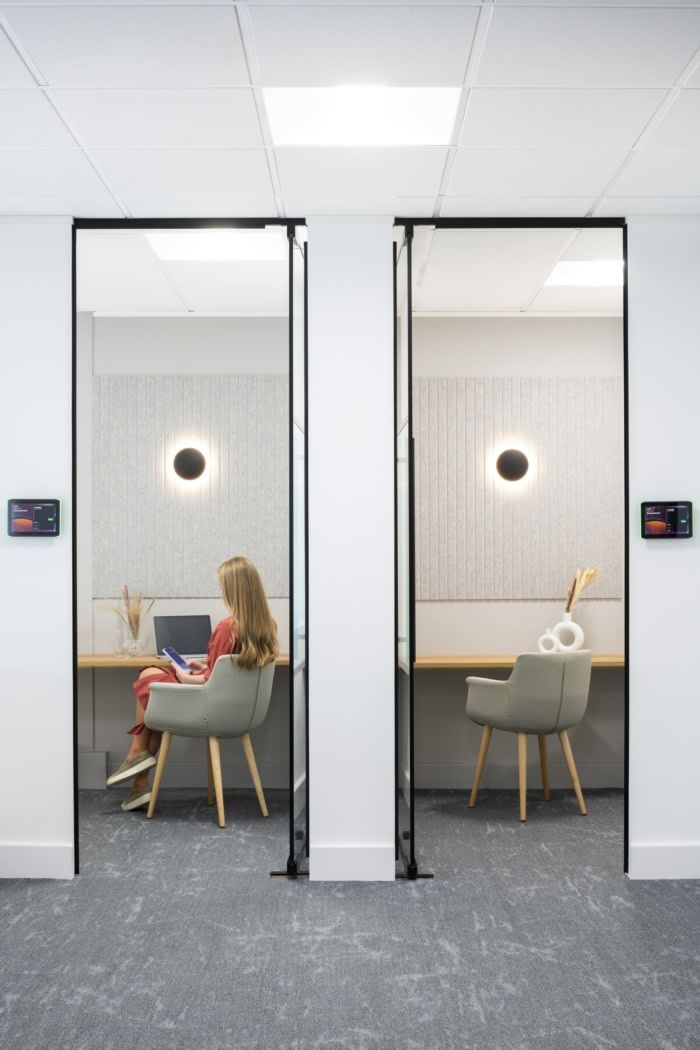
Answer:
153 615 212 659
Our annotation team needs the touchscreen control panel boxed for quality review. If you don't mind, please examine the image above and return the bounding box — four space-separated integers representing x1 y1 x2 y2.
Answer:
7 499 60 537
641 501 692 539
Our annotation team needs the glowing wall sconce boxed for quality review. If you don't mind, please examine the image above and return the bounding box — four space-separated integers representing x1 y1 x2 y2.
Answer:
496 448 529 482
173 447 206 480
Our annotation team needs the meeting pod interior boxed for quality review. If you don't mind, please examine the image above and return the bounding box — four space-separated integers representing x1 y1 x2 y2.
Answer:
393 218 628 880
73 218 309 879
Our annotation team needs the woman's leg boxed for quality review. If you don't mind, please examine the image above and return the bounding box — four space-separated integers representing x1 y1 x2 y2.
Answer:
126 668 165 791
126 667 164 760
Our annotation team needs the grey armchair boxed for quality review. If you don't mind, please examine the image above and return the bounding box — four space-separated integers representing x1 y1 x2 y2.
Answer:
144 654 275 827
466 651 592 822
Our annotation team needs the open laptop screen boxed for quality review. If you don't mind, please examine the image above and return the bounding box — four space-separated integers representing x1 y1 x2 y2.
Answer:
153 615 212 657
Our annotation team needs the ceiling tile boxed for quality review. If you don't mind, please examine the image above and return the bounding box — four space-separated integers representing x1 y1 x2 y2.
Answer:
646 90 700 148
0 89 75 147
416 227 573 311
449 149 628 198
612 149 700 196
1 5 249 87
91 149 272 197
440 196 595 218
460 88 666 149
276 148 447 198
122 195 279 220
284 196 435 218
250 4 478 86
426 226 572 264
0 27 36 86
563 228 623 261
0 195 122 218
51 89 263 149
595 196 700 217
528 285 623 315
77 231 188 313
476 7 700 87
0 148 106 195
165 261 289 314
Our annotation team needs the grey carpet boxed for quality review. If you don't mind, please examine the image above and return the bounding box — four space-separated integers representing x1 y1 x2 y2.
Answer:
1 789 698 1050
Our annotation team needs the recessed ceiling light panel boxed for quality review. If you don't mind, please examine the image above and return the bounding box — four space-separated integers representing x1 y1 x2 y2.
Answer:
144 229 287 262
545 260 623 287
263 86 460 146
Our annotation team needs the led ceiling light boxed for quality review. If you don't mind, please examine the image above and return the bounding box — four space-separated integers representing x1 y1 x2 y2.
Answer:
545 260 624 287
263 86 460 146
144 229 287 262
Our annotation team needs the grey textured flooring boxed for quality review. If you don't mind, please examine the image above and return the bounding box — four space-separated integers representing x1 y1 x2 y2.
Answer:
1 789 698 1050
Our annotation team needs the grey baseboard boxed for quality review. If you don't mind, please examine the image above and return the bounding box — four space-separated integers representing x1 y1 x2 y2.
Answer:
415 761 624 790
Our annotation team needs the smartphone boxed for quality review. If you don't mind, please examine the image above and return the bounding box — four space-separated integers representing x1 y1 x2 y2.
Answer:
162 646 191 672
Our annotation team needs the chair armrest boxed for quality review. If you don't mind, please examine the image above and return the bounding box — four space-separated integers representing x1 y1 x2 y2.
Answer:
465 677 507 689
465 678 509 727
145 682 208 735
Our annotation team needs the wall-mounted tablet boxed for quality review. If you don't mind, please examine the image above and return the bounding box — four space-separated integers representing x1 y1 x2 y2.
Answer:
7 499 60 537
641 501 692 539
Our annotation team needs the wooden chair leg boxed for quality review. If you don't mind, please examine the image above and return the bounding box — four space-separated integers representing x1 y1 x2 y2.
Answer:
206 742 214 806
469 725 493 808
208 737 226 828
538 735 550 801
518 733 528 822
241 732 269 817
558 730 587 815
147 731 171 819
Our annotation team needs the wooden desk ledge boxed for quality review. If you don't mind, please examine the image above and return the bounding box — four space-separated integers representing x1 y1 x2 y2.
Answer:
414 653 625 670
78 653 290 669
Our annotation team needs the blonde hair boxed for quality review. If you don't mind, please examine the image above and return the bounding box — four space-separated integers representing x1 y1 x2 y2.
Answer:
217 556 279 670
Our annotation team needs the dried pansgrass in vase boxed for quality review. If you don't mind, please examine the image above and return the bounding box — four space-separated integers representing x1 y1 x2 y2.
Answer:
107 584 156 647
565 568 599 613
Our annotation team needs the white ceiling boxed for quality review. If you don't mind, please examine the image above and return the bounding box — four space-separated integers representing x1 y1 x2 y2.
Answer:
77 229 292 315
0 1 698 219
412 226 624 316
79 224 621 317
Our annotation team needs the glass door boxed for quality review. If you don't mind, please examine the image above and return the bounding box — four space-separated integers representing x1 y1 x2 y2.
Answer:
395 228 417 878
288 227 308 875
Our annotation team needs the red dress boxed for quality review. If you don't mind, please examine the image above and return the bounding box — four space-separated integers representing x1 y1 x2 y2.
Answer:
128 617 241 736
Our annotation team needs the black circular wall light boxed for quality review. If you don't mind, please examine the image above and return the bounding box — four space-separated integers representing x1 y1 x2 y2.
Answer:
173 447 206 480
496 448 529 482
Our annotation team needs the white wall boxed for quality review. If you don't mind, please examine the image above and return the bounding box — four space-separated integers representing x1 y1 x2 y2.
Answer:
413 317 624 654
93 316 288 374
307 217 395 880
0 218 74 879
627 218 700 879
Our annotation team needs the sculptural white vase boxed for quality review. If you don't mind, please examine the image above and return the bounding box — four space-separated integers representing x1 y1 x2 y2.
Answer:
551 611 584 652
537 628 559 653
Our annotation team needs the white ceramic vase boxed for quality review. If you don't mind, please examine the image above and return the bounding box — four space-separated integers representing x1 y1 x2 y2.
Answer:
551 610 584 652
537 628 559 653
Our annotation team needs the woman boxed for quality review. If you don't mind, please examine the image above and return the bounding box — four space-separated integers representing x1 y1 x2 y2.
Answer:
107 556 279 811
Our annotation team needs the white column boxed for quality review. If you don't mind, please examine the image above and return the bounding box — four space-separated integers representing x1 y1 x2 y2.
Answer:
307 217 395 880
627 217 700 879
0 218 74 879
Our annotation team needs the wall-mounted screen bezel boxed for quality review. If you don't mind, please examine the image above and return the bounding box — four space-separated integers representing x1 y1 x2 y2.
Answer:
641 501 692 539
7 499 61 537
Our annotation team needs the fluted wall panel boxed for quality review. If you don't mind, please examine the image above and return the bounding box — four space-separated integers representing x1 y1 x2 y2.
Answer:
414 377 623 601
93 374 288 598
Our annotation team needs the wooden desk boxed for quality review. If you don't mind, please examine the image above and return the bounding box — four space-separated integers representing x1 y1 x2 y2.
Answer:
414 653 624 670
78 653 290 669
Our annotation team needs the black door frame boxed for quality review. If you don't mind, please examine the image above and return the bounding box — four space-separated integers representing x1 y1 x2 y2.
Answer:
71 216 307 876
393 215 630 875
